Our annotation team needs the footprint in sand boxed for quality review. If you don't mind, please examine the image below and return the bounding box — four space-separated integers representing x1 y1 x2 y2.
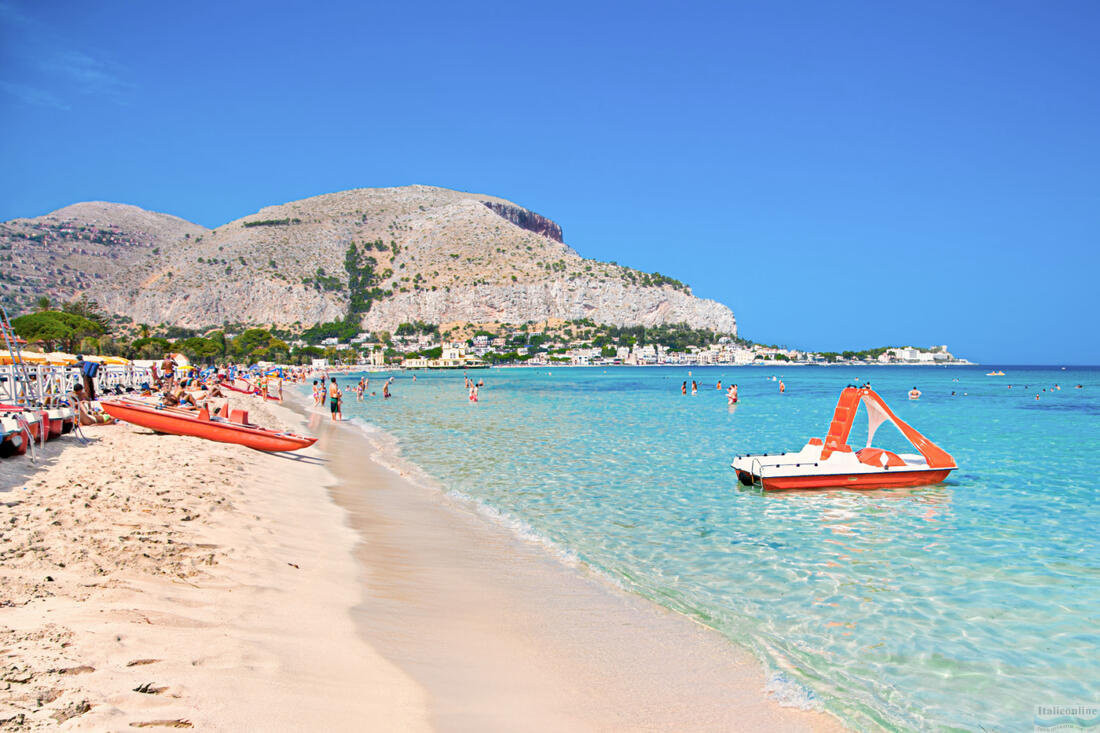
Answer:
129 720 193 729
132 682 168 694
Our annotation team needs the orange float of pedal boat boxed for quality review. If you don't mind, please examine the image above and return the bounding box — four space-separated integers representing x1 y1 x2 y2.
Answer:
731 387 956 491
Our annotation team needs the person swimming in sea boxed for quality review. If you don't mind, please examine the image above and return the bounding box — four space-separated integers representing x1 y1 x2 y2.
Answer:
909 387 921 400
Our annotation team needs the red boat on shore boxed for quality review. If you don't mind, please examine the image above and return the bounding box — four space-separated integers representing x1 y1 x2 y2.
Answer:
731 386 956 491
100 399 316 452
220 379 281 402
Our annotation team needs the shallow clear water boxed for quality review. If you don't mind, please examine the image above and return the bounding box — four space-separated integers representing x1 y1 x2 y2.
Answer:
314 365 1100 732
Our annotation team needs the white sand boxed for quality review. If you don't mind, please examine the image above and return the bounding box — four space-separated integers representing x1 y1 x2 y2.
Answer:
3 388 848 731
0 396 429 731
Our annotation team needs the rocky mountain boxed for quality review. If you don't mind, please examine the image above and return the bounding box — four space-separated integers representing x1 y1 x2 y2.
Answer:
0 186 737 335
0 202 207 314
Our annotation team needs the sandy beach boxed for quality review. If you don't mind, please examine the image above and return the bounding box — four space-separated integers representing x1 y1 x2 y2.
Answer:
3 389 845 731
1 395 429 731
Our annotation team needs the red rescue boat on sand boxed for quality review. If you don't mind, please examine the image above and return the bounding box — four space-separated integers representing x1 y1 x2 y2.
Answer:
100 399 316 452
220 379 281 402
731 386 956 491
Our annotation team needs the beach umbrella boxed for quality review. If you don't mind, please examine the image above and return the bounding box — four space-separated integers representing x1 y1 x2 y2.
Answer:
45 352 79 365
100 356 131 365
14 351 50 364
169 352 190 367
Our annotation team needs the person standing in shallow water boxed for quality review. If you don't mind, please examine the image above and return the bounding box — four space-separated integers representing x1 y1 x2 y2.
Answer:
779 380 786 393
691 381 698 395
328 377 342 421
681 381 687 395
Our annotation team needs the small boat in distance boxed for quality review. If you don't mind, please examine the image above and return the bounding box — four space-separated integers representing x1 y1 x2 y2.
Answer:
731 387 956 491
100 399 316 452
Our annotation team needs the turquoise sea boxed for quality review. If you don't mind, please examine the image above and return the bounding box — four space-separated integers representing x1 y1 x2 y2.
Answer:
313 365 1099 732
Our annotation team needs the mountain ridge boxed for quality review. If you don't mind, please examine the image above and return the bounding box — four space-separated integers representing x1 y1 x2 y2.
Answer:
0 185 737 336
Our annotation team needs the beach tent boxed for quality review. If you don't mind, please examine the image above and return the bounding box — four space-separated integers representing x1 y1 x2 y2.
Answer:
45 352 79 365
83 355 131 365
4 351 49 364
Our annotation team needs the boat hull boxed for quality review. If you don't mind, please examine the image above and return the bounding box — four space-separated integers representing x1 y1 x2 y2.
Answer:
100 401 316 452
738 468 953 491
220 382 281 401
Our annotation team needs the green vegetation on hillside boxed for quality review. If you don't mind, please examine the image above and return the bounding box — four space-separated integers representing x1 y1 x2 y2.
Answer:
345 241 388 315
242 218 302 228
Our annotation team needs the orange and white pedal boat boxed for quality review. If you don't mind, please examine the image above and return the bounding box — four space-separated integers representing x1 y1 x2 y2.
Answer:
100 398 316 453
731 386 956 491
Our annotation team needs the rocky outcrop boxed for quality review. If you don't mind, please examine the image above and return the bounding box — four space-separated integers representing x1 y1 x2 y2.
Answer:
483 202 563 242
362 281 736 334
1 185 738 336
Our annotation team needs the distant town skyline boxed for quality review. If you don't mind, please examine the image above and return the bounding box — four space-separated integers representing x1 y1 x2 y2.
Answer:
2 1 1098 364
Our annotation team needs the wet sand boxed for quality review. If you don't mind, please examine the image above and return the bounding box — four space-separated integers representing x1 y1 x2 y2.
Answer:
291 393 845 732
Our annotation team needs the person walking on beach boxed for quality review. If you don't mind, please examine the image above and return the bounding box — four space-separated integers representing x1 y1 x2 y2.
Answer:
328 377 343 420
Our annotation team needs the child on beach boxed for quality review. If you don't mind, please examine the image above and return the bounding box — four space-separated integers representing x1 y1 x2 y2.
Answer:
328 377 343 420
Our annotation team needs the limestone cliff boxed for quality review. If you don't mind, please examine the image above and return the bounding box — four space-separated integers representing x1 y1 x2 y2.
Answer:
0 186 737 336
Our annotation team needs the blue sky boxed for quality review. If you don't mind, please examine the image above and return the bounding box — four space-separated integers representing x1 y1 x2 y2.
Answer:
2 1 1098 363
